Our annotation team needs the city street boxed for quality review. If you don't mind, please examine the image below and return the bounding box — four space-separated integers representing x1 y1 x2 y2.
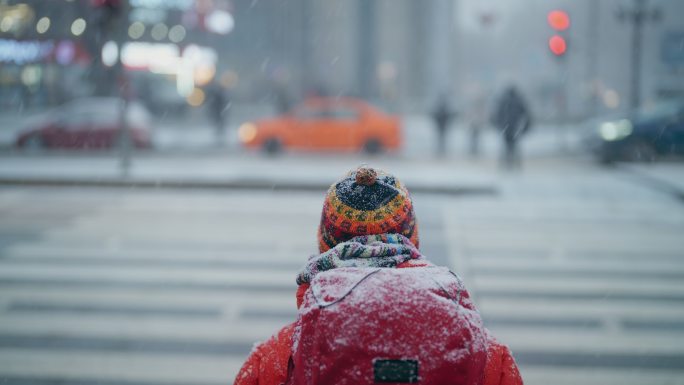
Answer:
0 155 683 385
2 0 684 384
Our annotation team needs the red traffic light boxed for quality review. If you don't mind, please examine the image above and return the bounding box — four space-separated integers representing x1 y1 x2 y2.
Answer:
549 35 567 56
547 10 570 31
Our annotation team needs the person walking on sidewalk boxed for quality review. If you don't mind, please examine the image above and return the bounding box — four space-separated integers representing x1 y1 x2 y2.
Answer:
234 166 522 385
467 90 489 158
492 86 532 170
431 95 457 157
207 81 231 146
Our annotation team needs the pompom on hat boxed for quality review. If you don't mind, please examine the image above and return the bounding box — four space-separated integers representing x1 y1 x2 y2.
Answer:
317 166 419 252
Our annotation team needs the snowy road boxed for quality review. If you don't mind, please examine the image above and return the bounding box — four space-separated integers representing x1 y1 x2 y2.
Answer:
0 156 683 385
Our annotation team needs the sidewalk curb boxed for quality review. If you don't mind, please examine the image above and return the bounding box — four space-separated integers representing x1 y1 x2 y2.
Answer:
616 164 684 203
0 177 499 196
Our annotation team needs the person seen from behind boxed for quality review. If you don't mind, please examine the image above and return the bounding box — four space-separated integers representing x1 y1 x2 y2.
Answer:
207 81 230 146
234 166 523 385
431 95 457 157
491 86 532 170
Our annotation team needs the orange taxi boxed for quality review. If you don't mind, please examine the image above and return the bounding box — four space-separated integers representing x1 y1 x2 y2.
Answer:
238 98 401 153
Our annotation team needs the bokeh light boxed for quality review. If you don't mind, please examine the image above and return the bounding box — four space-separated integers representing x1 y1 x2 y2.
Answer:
70 18 86 36
151 23 168 41
168 25 186 43
101 41 119 67
186 87 205 106
128 22 146 40
36 17 50 34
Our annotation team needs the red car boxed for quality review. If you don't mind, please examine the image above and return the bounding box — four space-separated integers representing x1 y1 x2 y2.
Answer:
16 97 153 150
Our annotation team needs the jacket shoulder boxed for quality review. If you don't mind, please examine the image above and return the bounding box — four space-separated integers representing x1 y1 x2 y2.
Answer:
484 334 523 385
234 323 295 385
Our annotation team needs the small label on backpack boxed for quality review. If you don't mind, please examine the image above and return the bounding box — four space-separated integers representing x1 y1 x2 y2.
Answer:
373 359 419 383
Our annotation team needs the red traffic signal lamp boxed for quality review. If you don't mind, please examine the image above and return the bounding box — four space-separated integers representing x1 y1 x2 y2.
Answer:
548 35 567 56
547 10 569 57
548 10 570 31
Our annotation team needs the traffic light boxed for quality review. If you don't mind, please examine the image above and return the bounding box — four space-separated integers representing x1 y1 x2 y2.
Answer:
547 10 570 31
548 35 567 56
547 10 569 58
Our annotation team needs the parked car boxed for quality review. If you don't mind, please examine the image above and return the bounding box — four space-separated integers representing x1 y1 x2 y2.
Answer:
587 100 684 163
238 97 401 154
16 97 153 150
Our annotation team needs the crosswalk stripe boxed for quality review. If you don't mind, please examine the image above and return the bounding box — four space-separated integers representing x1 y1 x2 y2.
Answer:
0 314 288 342
520 367 684 385
470 258 684 273
490 328 684 353
0 377 225 385
0 287 296 308
513 350 684 369
0 334 253 356
477 289 684 303
0 256 303 270
0 350 243 385
472 276 684 294
4 245 311 262
0 265 297 284
478 299 684 319
473 266 684 280
6 301 223 318
0 277 294 293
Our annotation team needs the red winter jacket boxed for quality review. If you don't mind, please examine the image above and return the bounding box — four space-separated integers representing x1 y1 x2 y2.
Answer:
234 261 523 385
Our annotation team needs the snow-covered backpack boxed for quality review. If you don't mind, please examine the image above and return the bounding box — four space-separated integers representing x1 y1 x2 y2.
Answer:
286 267 488 385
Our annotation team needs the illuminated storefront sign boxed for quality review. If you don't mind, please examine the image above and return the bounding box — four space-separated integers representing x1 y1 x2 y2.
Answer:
0 39 54 64
119 41 217 97
120 42 180 70
129 0 193 11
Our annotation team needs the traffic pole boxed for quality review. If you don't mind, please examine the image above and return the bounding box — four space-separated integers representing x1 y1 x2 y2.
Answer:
118 72 131 178
617 0 661 111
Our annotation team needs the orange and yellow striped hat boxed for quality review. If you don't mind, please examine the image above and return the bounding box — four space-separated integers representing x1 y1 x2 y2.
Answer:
317 166 419 253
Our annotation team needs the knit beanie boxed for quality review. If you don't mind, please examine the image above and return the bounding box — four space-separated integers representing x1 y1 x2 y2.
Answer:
317 166 419 253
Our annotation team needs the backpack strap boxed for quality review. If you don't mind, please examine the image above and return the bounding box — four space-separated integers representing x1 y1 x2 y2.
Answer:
311 268 381 308
430 270 465 305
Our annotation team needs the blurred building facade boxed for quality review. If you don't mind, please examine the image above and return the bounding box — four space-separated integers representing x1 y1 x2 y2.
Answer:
1 0 683 121
455 0 684 122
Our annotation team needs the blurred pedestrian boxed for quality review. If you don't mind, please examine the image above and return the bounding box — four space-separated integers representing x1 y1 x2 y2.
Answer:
491 86 532 170
206 82 230 146
271 68 293 114
431 95 456 157
234 166 522 385
274 82 292 114
467 91 488 158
